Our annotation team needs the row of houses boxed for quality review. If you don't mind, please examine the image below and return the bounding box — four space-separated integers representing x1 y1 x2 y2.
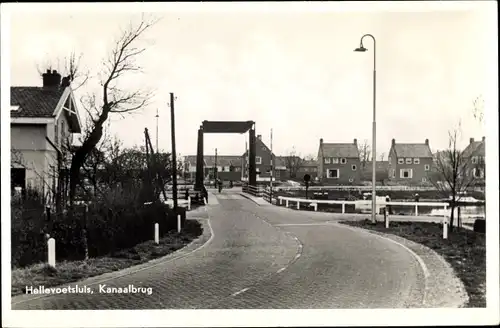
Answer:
184 134 486 185
9 69 487 197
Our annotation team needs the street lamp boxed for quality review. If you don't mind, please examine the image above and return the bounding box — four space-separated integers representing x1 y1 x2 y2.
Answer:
354 33 377 223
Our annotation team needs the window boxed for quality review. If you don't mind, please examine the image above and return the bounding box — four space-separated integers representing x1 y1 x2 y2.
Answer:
327 169 339 179
406 158 412 164
422 177 427 183
304 168 309 172
275 170 280 178
413 158 420 164
340 158 347 164
424 164 430 171
54 123 59 145
332 158 339 164
256 156 262 164
11 105 20 112
472 156 478 164
473 168 484 178
351 164 357 171
235 167 241 172
324 157 331 164
398 158 404 164
224 166 230 172
400 169 413 179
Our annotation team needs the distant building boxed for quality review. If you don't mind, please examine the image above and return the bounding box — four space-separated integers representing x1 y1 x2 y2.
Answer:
317 138 361 185
387 138 433 184
463 137 485 182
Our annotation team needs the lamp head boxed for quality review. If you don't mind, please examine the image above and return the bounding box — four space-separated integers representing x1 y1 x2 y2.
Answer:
354 46 367 52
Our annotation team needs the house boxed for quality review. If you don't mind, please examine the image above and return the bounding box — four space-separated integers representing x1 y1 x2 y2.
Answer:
463 137 485 181
387 138 433 184
317 138 361 185
296 159 319 181
183 155 242 182
361 160 390 183
242 134 275 181
10 70 82 199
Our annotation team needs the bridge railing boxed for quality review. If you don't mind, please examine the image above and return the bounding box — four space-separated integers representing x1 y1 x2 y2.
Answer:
242 183 265 198
277 195 451 216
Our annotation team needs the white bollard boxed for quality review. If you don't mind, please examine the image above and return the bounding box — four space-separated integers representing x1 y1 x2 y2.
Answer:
415 204 419 216
203 197 207 205
280 198 283 205
443 216 448 239
48 238 56 268
385 213 389 229
177 214 182 233
342 203 345 214
154 223 159 244
286 200 289 208
188 196 191 211
297 201 300 210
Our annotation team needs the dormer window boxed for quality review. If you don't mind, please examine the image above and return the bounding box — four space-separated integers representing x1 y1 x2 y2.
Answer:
398 158 404 164
340 158 347 164
405 158 412 164
413 158 420 164
11 105 20 112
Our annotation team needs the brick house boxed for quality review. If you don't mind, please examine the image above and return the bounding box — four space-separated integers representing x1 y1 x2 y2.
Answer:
463 136 485 182
10 70 82 199
317 138 361 185
296 159 319 181
242 134 275 181
387 138 433 184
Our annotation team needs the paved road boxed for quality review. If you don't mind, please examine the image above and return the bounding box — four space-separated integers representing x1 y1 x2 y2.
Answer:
12 189 425 309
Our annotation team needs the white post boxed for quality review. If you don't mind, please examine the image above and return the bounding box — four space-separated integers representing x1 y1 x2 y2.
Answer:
280 198 283 205
297 201 300 210
177 214 182 233
415 204 418 216
443 216 448 239
203 197 207 205
385 212 389 228
286 200 289 208
154 223 159 244
48 238 56 268
188 196 191 211
342 203 345 214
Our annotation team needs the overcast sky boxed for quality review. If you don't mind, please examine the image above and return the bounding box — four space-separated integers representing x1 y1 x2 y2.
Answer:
7 2 495 158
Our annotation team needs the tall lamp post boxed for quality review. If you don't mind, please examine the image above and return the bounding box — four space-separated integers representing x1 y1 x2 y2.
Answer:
354 33 377 223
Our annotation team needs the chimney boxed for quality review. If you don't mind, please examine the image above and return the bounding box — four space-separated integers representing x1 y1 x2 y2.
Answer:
42 69 62 88
470 137 474 144
392 138 396 146
257 134 262 140
482 136 485 142
60 76 71 88
320 138 323 145
353 138 357 145
425 139 429 145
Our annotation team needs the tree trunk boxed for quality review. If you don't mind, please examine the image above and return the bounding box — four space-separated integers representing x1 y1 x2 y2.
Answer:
449 203 455 233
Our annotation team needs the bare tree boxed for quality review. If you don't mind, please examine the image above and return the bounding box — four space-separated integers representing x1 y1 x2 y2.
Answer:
473 95 484 123
358 139 371 171
284 147 303 179
428 123 479 232
68 16 158 204
379 152 386 161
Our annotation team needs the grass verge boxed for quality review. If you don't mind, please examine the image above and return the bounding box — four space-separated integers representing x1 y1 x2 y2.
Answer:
339 219 486 308
11 219 203 297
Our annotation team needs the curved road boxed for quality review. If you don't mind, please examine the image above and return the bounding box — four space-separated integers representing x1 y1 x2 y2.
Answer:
12 189 425 309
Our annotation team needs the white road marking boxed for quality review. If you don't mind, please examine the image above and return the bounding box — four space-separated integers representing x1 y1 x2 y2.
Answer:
294 253 301 260
231 287 250 296
276 267 286 274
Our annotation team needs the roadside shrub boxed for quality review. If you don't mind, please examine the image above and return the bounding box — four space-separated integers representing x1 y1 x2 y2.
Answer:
11 185 182 268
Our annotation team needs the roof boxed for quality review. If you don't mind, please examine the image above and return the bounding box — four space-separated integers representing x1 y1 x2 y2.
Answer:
10 87 65 117
392 143 433 158
364 161 389 173
321 142 359 158
463 140 485 157
301 159 318 167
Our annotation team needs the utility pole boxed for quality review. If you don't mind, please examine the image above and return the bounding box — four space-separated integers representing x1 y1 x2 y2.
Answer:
155 109 159 153
214 148 218 185
270 128 273 203
170 93 178 212
245 141 248 181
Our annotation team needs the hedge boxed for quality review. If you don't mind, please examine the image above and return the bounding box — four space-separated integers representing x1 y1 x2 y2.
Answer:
12 194 187 268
